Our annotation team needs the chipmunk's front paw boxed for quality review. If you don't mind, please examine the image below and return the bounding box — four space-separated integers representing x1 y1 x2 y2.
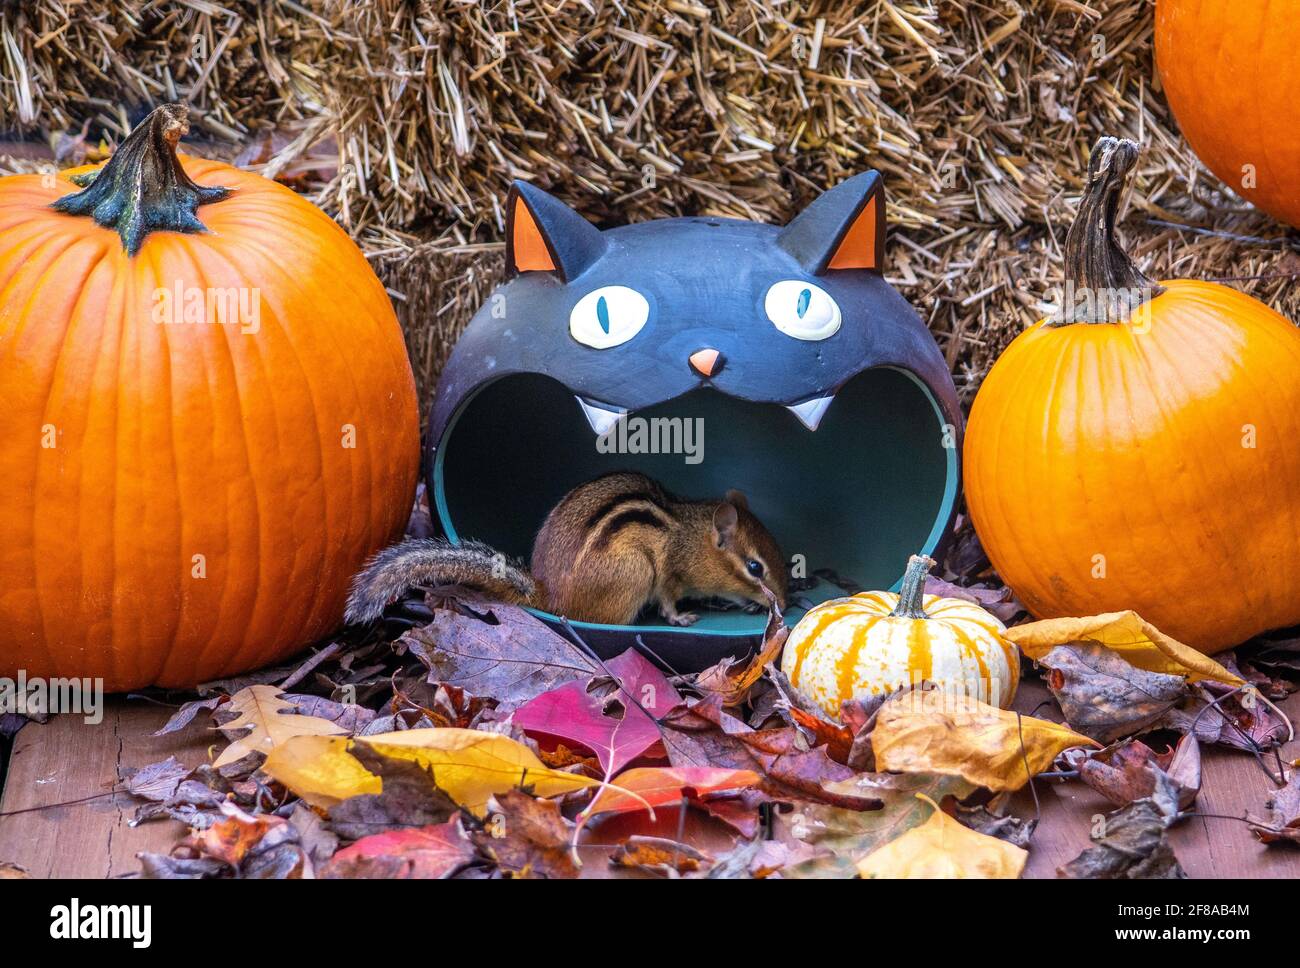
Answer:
668 612 699 627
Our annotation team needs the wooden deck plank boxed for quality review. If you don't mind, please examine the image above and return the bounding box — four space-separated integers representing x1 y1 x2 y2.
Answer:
0 699 211 879
1014 680 1300 879
2 684 1298 878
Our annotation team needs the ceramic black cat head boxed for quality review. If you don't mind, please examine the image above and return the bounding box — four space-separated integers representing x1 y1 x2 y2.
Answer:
429 172 962 669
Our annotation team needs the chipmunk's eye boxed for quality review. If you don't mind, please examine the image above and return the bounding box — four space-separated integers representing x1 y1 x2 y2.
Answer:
745 558 765 578
764 279 841 340
570 285 650 349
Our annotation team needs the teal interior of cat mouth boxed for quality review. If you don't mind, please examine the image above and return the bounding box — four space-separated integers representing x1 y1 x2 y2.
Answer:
433 368 957 635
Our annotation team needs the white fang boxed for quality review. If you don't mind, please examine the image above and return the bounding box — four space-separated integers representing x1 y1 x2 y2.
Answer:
576 397 627 436
787 395 835 431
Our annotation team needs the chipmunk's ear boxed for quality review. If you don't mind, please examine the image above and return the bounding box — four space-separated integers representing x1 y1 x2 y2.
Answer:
506 180 607 282
713 501 739 545
777 170 885 274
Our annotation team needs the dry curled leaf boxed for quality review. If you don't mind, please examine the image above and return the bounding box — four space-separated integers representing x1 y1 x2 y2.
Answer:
1160 681 1291 752
871 691 1098 791
473 790 579 878
1066 736 1200 810
402 604 598 706
1006 611 1242 685
694 591 788 706
1249 773 1300 845
610 836 712 876
856 794 1027 879
1058 773 1186 879
1037 642 1187 743
954 804 1037 848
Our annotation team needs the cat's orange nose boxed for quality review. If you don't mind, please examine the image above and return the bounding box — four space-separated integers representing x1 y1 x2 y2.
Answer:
689 348 723 377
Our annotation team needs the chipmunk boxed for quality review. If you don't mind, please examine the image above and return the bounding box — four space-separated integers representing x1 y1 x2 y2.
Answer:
344 471 788 627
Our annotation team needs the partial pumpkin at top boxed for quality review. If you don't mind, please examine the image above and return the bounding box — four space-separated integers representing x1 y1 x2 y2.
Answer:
0 105 420 690
1156 0 1300 228
964 137 1300 653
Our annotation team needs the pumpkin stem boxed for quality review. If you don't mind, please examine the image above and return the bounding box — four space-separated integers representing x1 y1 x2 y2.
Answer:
889 554 934 620
1050 136 1166 326
50 103 230 257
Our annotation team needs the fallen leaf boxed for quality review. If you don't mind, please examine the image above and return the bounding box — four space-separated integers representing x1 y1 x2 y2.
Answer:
871 691 1098 791
785 706 855 764
124 756 190 802
183 795 295 873
708 837 822 879
924 576 1025 624
785 772 975 878
1249 773 1300 845
1037 642 1187 743
326 746 460 841
263 727 599 816
610 836 711 876
1066 736 1200 810
694 591 789 706
663 696 865 807
213 685 346 768
1006 611 1242 685
288 803 339 869
1058 773 1186 878
402 604 598 706
856 794 1027 879
1160 681 1290 752
137 854 227 879
585 766 761 817
953 804 1036 847
322 819 476 878
513 647 681 774
153 697 222 736
473 789 578 878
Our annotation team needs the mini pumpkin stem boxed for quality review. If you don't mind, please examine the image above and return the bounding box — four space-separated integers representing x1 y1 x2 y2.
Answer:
1050 136 1166 326
50 103 230 257
889 554 934 620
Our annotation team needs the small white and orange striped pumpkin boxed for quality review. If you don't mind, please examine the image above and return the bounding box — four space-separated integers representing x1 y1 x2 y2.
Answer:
781 555 1019 718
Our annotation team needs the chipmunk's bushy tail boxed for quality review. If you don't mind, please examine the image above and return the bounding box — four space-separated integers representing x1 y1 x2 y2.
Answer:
344 538 536 624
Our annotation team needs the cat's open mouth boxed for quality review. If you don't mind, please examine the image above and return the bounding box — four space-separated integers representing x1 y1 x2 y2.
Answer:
429 366 958 659
575 392 837 434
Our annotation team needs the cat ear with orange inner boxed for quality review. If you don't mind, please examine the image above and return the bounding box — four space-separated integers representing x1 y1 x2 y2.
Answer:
777 170 885 274
506 181 607 282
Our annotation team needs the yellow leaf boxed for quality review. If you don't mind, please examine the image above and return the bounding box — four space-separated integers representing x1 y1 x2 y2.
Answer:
263 728 600 816
260 734 380 808
1005 611 1242 686
872 691 1099 791
214 685 346 768
856 794 1026 879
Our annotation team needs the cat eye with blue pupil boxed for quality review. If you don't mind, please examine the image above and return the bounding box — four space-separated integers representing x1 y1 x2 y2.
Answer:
764 279 841 341
570 285 650 349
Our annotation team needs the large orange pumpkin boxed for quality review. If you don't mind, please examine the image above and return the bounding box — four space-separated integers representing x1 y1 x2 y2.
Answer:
965 137 1300 653
0 104 419 690
1156 0 1300 228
